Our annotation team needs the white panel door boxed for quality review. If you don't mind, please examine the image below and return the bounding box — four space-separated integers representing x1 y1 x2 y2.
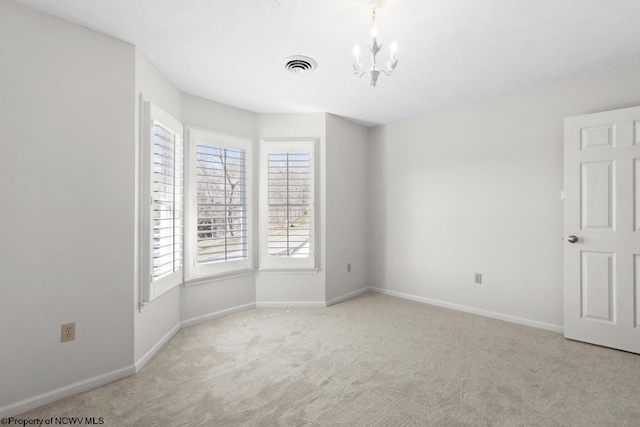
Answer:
564 105 640 354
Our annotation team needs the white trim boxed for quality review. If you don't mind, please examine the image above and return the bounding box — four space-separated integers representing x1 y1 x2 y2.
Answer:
134 323 181 373
183 125 253 144
259 139 318 270
369 287 564 333
326 287 370 307
181 302 256 328
184 269 254 287
138 282 181 312
140 98 184 303
255 301 326 308
257 268 319 275
0 365 135 418
185 128 254 281
1 302 256 417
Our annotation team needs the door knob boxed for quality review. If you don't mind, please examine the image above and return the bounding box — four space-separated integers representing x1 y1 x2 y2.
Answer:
567 235 579 243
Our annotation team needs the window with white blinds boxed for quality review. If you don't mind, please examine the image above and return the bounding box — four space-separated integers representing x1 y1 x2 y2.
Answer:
260 140 316 270
186 130 252 279
141 100 184 302
152 120 183 280
267 152 311 257
196 144 247 263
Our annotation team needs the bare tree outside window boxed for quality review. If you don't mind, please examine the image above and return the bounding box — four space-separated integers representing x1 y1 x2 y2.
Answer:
196 144 247 264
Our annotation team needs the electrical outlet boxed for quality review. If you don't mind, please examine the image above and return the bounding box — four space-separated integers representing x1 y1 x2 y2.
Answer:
61 322 75 342
347 263 351 273
474 273 482 284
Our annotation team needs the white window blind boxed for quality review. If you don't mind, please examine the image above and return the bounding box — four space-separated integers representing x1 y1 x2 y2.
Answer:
152 120 183 280
185 129 252 280
196 143 247 264
267 152 311 257
141 99 184 302
260 140 316 270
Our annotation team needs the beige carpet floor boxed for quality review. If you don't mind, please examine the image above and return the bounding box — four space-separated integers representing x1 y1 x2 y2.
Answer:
18 292 640 426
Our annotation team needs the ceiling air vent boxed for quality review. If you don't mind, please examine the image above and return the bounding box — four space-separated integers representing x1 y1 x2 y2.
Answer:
283 56 317 73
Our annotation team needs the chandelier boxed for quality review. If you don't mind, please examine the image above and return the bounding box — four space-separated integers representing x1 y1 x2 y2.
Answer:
352 2 398 87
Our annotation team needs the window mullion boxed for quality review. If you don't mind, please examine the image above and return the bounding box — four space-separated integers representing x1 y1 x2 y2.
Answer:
286 152 290 257
223 148 228 262
172 131 177 273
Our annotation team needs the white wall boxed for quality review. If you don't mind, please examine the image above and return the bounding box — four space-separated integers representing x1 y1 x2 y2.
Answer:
181 93 257 138
180 93 257 323
255 114 327 305
325 115 369 303
0 0 135 413
133 49 183 366
0 2 353 415
368 65 640 329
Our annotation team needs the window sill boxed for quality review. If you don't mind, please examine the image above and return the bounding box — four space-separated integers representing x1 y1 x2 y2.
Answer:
258 268 319 275
184 268 255 287
138 283 180 313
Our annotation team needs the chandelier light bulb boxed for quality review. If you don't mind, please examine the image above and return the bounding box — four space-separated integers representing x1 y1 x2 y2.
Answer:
370 27 379 38
353 44 361 57
390 41 398 54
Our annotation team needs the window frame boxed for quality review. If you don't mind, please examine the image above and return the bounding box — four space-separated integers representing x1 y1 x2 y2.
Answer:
141 100 184 302
259 139 317 271
185 128 253 281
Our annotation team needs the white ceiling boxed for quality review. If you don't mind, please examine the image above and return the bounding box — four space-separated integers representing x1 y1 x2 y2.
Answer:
14 0 640 126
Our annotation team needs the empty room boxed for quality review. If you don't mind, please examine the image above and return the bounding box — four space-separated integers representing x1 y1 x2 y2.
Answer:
1 0 639 425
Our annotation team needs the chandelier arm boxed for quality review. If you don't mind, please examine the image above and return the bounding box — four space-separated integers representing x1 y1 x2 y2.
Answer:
354 71 367 78
380 69 392 77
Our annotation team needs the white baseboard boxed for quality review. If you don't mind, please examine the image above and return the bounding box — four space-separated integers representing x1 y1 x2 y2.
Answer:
1 288 562 418
134 323 181 373
326 287 370 307
181 302 256 328
2 303 256 417
255 301 326 308
0 365 135 418
369 287 564 334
